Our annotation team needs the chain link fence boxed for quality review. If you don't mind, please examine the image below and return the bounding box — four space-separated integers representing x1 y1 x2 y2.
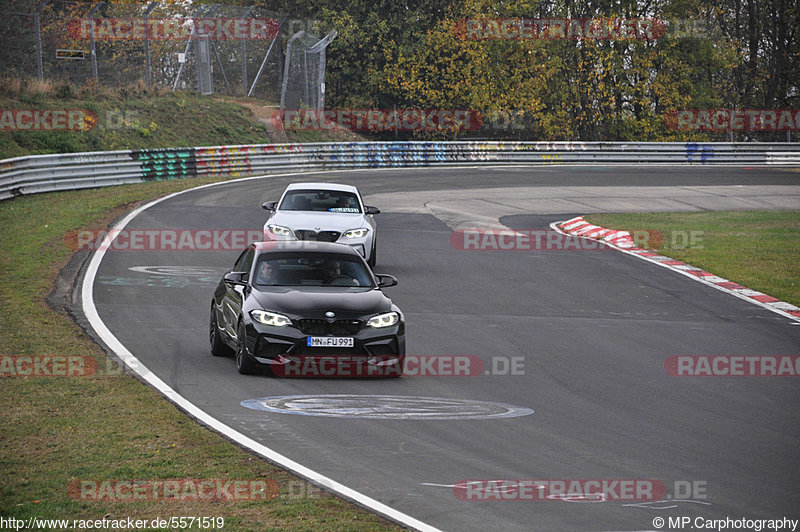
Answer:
0 0 329 102
280 30 337 111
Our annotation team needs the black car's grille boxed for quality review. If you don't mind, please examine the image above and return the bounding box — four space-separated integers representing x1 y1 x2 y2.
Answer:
295 230 340 242
297 319 363 335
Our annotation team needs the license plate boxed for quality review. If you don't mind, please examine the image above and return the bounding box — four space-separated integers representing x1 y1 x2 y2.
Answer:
306 337 354 348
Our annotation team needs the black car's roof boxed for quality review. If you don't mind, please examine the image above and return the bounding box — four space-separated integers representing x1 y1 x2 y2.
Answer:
252 241 361 257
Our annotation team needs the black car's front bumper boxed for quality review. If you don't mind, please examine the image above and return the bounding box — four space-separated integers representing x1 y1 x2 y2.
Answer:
243 319 405 371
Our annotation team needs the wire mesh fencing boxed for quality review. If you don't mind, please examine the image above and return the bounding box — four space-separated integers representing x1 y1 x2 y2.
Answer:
280 30 337 111
0 0 328 102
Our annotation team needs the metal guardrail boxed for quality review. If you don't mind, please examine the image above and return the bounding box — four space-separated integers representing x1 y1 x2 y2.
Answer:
2 141 799 200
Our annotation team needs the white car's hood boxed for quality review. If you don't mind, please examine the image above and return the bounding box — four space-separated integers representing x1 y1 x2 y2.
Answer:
267 211 368 232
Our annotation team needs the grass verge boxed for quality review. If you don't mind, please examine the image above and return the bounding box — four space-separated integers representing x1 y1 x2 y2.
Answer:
0 86 272 158
0 79 370 159
585 210 800 307
0 177 403 531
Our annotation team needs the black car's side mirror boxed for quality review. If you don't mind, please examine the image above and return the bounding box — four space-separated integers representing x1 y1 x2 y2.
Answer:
375 274 397 288
262 201 277 211
365 206 380 215
224 271 248 286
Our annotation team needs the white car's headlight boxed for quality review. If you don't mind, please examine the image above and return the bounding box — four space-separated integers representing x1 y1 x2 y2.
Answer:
367 311 399 328
268 224 295 238
342 228 369 239
250 310 291 327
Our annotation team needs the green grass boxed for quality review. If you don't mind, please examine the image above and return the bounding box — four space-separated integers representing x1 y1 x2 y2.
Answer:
0 178 403 531
585 211 800 307
0 79 371 159
0 81 273 158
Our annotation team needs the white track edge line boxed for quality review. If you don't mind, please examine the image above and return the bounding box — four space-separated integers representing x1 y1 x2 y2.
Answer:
80 170 442 532
549 220 800 324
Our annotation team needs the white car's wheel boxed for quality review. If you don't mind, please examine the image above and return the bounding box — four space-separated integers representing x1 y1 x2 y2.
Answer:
367 238 377 267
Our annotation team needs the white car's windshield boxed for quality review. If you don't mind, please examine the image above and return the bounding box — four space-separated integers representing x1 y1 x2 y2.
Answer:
279 190 361 213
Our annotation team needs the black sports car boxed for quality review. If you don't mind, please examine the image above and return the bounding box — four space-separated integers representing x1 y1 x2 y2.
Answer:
210 241 405 376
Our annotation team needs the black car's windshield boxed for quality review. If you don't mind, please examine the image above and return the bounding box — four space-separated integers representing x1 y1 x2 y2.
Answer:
255 254 373 287
279 190 361 213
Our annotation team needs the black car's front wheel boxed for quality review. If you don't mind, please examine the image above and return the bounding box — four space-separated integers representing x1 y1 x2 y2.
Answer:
210 304 233 357
235 321 259 375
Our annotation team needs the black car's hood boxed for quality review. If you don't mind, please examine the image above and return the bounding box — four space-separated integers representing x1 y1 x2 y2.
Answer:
250 287 391 319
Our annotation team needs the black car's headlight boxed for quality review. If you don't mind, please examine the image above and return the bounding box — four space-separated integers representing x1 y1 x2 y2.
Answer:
250 310 292 327
367 311 399 328
268 224 295 238
342 228 369 239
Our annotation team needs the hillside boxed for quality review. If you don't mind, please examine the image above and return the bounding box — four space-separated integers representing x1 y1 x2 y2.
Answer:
0 79 365 160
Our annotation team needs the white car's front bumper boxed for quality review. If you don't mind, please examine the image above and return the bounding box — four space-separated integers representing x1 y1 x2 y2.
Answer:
262 226 372 259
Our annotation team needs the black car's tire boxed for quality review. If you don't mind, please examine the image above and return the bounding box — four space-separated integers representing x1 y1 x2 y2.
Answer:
210 305 233 357
367 238 377 268
235 321 259 375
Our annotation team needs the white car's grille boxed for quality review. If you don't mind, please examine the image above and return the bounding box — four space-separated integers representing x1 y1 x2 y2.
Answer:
295 230 341 242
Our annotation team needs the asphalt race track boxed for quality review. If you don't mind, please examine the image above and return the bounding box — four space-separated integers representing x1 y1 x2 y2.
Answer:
83 167 800 531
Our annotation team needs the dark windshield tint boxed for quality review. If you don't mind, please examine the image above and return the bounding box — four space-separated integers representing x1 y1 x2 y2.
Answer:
279 190 361 213
254 254 373 287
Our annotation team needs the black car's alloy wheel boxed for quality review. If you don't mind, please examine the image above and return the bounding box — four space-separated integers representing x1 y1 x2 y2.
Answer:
235 321 259 375
210 305 233 357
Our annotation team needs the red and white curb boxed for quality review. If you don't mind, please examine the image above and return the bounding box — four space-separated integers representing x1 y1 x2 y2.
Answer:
553 216 800 324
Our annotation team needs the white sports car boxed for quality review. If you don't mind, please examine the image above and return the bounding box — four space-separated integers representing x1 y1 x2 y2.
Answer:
262 183 380 267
